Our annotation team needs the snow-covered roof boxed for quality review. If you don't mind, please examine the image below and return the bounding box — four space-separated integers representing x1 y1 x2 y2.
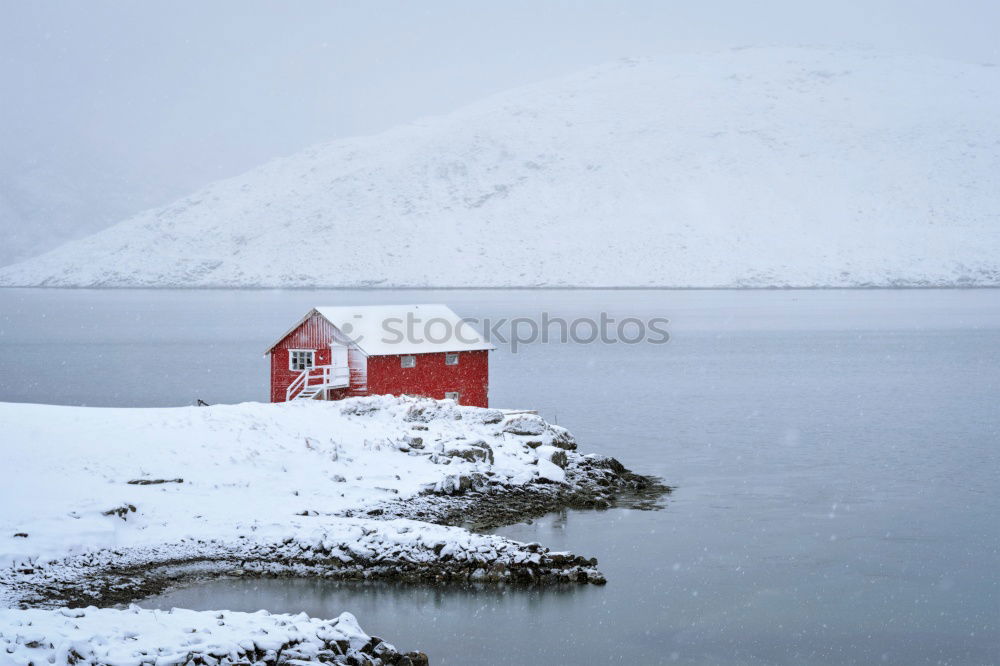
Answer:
265 304 494 356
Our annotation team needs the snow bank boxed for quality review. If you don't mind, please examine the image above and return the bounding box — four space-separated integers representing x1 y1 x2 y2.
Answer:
2 516 602 610
0 606 416 665
1 47 998 288
0 396 572 570
0 396 603 608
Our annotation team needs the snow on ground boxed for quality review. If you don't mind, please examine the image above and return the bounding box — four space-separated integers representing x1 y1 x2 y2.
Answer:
0 396 601 661
1 47 998 288
0 396 591 609
0 606 408 665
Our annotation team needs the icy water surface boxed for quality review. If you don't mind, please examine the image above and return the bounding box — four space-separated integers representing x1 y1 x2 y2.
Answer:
2 288 999 664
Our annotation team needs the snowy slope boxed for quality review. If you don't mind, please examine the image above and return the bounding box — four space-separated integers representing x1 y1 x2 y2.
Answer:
2 47 999 288
0 397 574 577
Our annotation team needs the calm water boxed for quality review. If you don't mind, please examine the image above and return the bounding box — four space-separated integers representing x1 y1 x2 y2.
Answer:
2 288 999 664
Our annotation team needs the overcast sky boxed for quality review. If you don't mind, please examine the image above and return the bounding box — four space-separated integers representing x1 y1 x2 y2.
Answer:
1 0 998 266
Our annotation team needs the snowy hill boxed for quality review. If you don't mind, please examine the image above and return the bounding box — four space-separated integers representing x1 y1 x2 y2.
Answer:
2 47 999 288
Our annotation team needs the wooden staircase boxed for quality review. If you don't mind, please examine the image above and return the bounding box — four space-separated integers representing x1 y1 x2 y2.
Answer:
287 365 350 401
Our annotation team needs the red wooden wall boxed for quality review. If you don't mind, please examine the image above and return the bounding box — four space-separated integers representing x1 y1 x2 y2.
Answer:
366 350 489 407
270 313 490 406
269 313 337 402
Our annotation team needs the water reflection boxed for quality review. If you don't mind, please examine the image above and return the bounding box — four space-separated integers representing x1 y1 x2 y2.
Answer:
150 576 590 617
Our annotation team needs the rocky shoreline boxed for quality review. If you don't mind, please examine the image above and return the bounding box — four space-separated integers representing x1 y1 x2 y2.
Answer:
0 397 671 664
1 606 432 666
4 454 667 611
363 453 670 531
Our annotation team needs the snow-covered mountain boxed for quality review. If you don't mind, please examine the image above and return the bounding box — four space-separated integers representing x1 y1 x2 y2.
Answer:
2 47 999 288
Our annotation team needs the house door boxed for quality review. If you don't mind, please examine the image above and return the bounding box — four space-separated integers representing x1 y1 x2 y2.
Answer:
330 344 349 386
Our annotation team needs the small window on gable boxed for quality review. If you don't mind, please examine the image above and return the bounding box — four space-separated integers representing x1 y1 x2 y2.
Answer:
445 391 461 403
289 350 314 372
445 352 459 366
401 355 416 368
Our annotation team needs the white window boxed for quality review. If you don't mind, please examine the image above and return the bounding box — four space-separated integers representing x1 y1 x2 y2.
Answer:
444 391 461 403
289 349 315 371
401 355 416 368
445 352 459 366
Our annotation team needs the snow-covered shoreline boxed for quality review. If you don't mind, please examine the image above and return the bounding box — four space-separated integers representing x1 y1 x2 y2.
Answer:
0 396 665 663
0 606 427 665
2 517 607 610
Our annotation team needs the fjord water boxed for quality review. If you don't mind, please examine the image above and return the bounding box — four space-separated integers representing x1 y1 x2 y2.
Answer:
2 289 998 664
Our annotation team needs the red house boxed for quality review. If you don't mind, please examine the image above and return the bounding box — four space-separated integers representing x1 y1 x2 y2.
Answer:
264 304 494 407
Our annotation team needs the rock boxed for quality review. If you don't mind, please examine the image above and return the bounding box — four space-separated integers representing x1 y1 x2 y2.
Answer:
443 441 493 464
592 455 627 475
101 504 137 520
468 472 489 491
502 413 546 436
360 636 381 655
443 447 476 462
467 439 495 464
433 472 490 495
536 445 567 469
339 399 382 416
436 474 472 494
402 652 430 666
547 425 577 450
525 440 544 449
480 409 504 424
535 458 567 484
404 435 424 449
403 402 437 422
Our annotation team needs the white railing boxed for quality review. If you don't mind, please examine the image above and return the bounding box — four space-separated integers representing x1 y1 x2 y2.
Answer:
286 364 350 401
